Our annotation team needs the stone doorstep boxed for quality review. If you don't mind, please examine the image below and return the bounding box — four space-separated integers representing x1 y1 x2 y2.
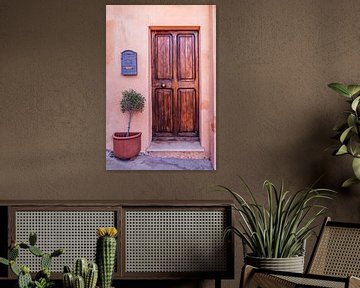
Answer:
146 141 206 159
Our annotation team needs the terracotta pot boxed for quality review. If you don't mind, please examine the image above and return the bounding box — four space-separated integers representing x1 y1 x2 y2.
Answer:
245 254 304 273
112 132 141 160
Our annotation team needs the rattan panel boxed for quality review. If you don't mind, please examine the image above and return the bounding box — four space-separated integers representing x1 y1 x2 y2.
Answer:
125 210 227 273
277 275 345 288
15 211 115 272
310 226 360 277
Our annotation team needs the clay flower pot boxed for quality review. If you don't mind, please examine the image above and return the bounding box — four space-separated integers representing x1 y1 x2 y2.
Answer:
112 132 141 160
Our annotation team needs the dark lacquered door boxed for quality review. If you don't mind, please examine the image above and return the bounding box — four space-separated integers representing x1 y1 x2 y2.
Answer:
151 30 199 140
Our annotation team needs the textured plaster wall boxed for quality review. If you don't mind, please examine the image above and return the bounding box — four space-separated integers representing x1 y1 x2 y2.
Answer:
106 5 216 162
1 1 360 288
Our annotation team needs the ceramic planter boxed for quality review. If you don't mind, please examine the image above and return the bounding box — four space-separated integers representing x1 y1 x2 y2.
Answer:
112 132 141 160
245 254 304 273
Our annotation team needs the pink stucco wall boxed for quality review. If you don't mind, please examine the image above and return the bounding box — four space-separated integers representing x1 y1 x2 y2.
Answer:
106 5 216 167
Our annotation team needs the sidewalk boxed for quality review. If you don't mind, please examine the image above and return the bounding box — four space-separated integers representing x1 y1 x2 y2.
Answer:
106 150 214 171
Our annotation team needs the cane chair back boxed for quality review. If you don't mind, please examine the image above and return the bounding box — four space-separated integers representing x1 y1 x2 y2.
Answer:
241 218 360 288
307 217 360 278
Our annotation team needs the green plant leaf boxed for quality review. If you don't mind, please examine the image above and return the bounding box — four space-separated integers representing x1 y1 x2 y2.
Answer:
342 177 360 188
0 257 9 266
336 145 348 155
352 157 360 179
351 96 360 111
328 83 351 97
340 126 353 143
347 114 356 128
347 85 360 97
349 135 360 157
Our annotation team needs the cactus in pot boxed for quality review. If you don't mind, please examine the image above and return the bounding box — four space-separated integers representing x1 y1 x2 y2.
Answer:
62 259 98 288
96 227 118 288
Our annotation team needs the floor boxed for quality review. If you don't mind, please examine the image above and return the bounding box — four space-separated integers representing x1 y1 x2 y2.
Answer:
106 150 214 170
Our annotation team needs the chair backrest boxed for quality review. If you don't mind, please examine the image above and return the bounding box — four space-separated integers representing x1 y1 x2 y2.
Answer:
307 217 360 277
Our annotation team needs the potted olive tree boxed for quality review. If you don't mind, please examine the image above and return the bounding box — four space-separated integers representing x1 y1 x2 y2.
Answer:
113 89 146 160
328 83 360 187
220 178 334 273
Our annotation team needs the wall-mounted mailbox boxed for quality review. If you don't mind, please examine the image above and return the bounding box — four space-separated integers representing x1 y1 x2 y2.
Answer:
121 50 137 75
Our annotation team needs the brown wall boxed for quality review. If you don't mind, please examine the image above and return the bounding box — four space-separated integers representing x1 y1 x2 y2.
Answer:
1 1 360 287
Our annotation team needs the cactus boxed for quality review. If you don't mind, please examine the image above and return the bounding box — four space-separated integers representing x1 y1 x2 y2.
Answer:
35 268 51 281
85 263 98 288
74 275 85 288
9 246 19 260
0 232 63 288
29 232 37 246
29 245 44 257
63 259 98 288
63 273 74 288
10 260 20 276
41 253 52 270
96 227 118 288
18 270 32 288
74 258 88 279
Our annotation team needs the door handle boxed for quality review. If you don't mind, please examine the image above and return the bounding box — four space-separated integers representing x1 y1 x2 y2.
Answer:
161 83 166 88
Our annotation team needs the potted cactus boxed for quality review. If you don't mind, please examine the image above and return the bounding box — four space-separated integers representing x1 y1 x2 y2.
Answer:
62 258 98 288
0 232 64 288
112 89 146 160
96 227 118 288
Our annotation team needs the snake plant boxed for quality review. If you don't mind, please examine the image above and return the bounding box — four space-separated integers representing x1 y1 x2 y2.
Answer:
220 178 335 258
328 83 360 187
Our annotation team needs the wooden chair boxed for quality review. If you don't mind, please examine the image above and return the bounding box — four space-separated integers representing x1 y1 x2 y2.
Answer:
241 217 360 288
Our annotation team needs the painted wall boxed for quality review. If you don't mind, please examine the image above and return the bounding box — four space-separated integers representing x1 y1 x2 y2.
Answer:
106 5 216 164
1 1 360 287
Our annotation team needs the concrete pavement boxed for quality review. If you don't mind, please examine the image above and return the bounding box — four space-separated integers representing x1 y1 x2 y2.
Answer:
106 150 214 170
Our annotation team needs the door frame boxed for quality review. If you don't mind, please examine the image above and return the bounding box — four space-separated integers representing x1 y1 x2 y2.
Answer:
149 26 201 141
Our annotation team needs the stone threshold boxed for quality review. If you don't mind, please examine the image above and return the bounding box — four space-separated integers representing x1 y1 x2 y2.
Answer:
146 141 206 159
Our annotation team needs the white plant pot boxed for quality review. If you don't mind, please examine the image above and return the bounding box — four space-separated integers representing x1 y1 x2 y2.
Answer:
245 254 305 273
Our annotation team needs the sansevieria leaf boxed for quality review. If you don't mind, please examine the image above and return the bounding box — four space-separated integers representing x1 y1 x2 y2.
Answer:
220 179 335 258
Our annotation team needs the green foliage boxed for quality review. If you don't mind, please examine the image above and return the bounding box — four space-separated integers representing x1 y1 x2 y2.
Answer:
32 278 54 288
328 83 360 187
119 89 146 136
0 232 63 288
220 178 335 258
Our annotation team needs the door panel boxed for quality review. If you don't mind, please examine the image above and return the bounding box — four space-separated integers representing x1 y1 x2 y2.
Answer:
155 34 173 80
179 89 197 134
153 88 173 134
152 29 199 140
178 34 195 81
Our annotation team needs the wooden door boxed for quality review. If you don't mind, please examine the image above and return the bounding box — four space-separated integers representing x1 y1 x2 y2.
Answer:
151 30 199 140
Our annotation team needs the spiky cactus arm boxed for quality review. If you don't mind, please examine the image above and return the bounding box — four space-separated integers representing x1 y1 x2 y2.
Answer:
96 227 118 288
63 272 74 288
73 275 85 288
85 263 98 288
74 258 88 280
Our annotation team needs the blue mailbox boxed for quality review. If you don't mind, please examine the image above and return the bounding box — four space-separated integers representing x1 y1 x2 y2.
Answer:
121 50 137 76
